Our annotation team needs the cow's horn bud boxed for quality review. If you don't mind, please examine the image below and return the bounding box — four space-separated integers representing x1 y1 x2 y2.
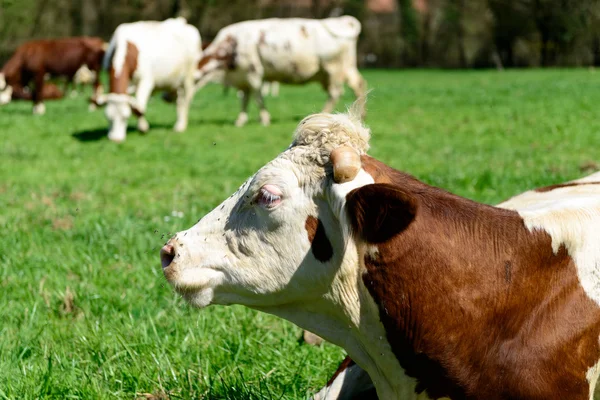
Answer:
331 146 361 183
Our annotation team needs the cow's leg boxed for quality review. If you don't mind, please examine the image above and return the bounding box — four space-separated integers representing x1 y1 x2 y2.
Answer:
254 90 270 126
346 67 366 100
235 89 250 127
32 72 46 115
174 79 194 132
89 67 103 111
321 67 344 114
135 79 154 133
322 82 343 114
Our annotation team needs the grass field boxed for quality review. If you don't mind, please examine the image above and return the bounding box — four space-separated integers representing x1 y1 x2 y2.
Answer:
1 69 600 399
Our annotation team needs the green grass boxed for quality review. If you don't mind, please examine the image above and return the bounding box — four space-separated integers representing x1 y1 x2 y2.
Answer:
1 69 600 399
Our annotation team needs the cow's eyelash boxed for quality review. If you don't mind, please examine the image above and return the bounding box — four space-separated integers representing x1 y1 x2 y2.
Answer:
260 189 281 202
256 186 282 208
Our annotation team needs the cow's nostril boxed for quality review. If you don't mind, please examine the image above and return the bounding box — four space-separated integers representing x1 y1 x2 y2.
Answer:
160 244 176 269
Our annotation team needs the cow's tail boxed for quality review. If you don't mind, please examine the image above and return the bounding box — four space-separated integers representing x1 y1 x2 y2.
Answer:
102 34 118 71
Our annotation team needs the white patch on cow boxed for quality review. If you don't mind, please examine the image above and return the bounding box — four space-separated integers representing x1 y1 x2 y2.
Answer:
587 355 600 400
111 38 128 78
499 181 600 210
329 169 374 221
509 195 600 306
0 73 6 90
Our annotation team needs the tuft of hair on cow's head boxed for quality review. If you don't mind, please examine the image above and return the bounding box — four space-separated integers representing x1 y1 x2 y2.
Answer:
289 96 370 168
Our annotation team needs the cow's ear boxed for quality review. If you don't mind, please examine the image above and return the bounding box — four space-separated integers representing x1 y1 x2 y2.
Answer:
346 183 417 244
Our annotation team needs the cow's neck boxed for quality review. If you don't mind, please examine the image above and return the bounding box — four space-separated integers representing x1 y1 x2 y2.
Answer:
255 241 417 399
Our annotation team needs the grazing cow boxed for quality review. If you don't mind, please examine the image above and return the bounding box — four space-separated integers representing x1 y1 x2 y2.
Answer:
92 17 202 142
160 104 600 399
0 37 105 114
195 16 366 127
11 83 64 101
314 171 600 399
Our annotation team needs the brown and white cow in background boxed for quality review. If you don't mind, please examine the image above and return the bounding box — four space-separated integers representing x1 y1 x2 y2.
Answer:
92 18 202 142
314 171 600 399
0 37 105 114
194 16 366 127
160 101 600 399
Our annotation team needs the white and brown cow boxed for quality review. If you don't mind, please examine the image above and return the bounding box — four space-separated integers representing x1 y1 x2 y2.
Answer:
314 171 600 400
194 16 366 127
93 18 202 142
160 104 600 399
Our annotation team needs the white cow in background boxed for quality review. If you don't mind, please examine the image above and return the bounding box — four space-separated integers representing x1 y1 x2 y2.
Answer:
92 18 202 142
195 16 366 127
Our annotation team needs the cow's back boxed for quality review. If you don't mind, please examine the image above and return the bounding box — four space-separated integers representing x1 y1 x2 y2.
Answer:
215 17 360 84
109 18 201 87
17 38 103 77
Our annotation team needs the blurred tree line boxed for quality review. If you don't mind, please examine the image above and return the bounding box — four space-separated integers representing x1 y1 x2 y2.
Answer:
1 0 599 68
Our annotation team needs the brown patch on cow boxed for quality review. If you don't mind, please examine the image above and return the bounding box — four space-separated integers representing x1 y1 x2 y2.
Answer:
109 41 138 94
305 216 333 262
300 25 309 38
349 156 600 399
197 55 213 70
535 181 600 193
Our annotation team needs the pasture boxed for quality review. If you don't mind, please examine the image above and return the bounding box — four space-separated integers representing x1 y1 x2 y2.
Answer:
1 69 599 399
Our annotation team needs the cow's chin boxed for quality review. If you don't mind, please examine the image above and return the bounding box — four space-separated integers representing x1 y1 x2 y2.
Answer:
164 266 225 308
181 288 216 308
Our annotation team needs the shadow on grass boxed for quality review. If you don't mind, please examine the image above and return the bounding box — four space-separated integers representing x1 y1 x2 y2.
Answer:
189 114 305 126
71 123 175 142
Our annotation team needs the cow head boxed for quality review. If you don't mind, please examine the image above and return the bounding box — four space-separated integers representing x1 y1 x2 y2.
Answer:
161 102 381 317
194 36 237 89
0 73 12 105
91 93 142 142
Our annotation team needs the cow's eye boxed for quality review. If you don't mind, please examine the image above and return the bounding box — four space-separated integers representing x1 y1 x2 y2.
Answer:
257 185 282 209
